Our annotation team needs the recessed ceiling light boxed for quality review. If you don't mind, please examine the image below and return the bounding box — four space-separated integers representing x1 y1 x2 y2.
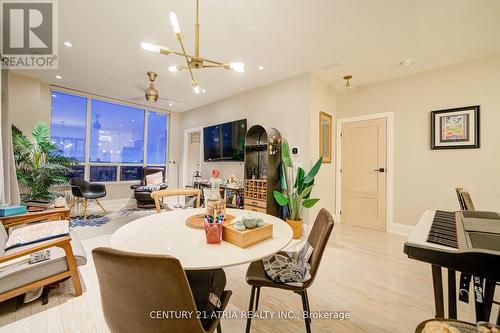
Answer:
55 75 62 79
168 102 173 106
63 41 73 47
399 58 413 66
258 66 264 70
202 89 206 93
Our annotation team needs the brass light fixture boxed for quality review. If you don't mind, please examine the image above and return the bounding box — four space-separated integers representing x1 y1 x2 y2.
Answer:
145 71 159 102
343 75 353 88
140 0 245 94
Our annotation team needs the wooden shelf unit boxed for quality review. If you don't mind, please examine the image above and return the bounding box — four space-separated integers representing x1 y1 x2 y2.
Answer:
244 179 267 213
244 125 281 216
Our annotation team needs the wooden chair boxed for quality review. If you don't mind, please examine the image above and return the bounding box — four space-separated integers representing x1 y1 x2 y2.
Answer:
69 177 107 219
151 189 201 213
92 247 232 333
0 221 85 303
454 187 475 211
454 187 499 324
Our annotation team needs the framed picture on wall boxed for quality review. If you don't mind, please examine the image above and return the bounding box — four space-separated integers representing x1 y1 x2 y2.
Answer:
319 111 333 163
430 106 480 150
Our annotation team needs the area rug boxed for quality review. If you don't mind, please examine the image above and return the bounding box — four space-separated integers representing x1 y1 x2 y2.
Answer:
71 207 157 240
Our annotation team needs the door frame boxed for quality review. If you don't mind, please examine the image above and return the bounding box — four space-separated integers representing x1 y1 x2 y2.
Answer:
182 126 203 188
335 112 394 233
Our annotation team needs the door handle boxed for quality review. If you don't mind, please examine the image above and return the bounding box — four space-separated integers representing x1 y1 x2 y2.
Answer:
373 168 385 173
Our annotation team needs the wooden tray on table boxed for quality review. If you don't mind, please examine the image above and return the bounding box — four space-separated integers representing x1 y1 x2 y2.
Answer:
223 222 273 248
185 214 235 229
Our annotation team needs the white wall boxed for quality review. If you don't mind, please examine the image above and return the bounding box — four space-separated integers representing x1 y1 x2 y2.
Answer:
9 73 51 134
308 74 337 222
179 73 337 223
180 73 312 180
337 55 500 226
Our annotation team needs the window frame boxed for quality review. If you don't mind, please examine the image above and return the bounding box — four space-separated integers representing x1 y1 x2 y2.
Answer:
50 87 170 184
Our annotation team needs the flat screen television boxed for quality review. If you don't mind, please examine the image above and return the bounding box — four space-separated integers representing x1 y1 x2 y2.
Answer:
204 119 247 161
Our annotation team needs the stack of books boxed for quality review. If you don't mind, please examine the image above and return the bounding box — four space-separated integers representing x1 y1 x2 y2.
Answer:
24 200 53 212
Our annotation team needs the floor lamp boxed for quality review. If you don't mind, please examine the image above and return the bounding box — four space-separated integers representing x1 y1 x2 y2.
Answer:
168 160 183 208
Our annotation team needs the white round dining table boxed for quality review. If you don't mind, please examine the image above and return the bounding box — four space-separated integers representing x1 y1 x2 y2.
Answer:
109 208 293 270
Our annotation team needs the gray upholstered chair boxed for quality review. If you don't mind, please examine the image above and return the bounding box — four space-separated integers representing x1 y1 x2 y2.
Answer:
92 247 232 333
0 222 87 303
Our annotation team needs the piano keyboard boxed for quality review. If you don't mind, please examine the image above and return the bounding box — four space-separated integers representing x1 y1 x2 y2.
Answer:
426 210 459 249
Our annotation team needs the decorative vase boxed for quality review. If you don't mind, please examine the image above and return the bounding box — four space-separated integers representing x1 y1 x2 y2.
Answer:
286 218 303 239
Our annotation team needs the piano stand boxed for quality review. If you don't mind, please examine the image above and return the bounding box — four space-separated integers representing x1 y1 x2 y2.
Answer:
448 269 457 319
483 280 496 323
431 265 445 318
432 265 497 322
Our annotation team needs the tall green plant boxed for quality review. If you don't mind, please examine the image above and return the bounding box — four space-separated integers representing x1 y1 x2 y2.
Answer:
12 122 76 201
273 139 323 221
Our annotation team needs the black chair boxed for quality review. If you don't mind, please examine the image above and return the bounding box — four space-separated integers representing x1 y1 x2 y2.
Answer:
245 209 334 333
130 166 168 208
69 177 107 220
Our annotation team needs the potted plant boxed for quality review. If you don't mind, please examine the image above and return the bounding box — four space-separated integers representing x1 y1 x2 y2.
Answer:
273 139 322 238
12 122 77 202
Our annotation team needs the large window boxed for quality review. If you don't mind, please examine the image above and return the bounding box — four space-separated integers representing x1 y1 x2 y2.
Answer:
147 111 168 164
50 92 87 162
90 100 145 163
50 90 169 182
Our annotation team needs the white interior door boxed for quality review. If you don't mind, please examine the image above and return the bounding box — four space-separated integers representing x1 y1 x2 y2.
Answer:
340 118 387 231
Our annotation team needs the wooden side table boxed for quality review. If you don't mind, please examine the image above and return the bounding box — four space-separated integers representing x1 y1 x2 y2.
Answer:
0 207 71 229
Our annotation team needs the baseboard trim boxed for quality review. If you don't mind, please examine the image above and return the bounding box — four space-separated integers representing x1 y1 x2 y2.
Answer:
389 223 414 237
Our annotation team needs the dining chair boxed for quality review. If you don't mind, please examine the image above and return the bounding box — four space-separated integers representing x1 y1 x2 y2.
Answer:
151 188 201 213
69 177 107 219
244 208 334 333
92 247 232 333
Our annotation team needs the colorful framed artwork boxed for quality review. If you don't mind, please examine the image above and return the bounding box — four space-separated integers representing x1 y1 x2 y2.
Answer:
430 106 480 150
319 111 333 163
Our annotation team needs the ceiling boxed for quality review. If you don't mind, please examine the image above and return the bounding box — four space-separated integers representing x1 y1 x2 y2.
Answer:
16 0 500 112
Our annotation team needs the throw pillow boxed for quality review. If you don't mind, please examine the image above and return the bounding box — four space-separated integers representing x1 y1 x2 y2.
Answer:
4 220 70 251
146 171 163 186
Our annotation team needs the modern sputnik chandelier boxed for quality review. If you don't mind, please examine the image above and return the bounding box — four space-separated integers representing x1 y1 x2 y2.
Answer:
140 0 245 94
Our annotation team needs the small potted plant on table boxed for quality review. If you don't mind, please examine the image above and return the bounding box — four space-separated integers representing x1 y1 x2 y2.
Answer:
273 140 322 239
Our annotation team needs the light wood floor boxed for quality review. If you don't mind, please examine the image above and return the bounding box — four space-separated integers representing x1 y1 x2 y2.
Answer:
0 218 495 333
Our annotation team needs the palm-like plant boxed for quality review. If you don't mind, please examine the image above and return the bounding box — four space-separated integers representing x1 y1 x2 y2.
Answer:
273 139 322 221
12 122 76 201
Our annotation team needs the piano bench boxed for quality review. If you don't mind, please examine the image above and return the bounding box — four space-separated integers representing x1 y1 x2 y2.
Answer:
415 319 476 333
